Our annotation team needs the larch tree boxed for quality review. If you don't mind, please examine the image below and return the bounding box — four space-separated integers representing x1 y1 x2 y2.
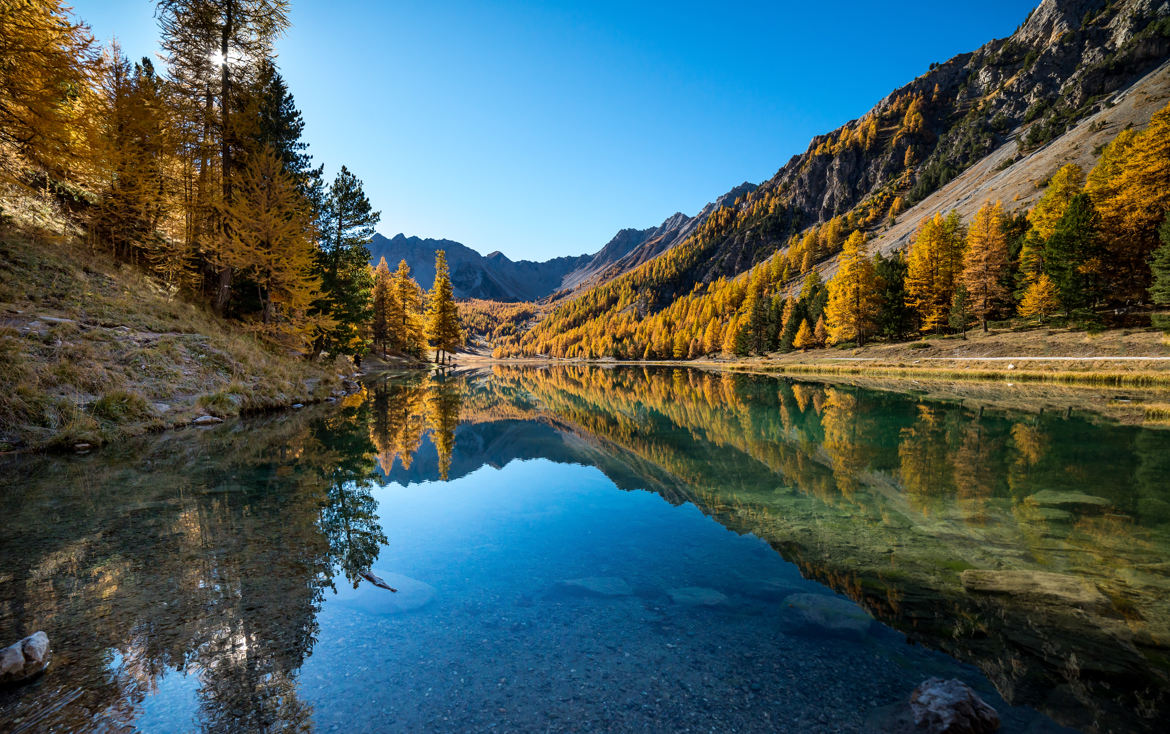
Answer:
156 0 291 312
906 211 966 332
221 147 321 347
813 315 828 346
792 319 815 350
824 231 880 345
1094 104 1170 301
426 250 463 364
390 259 425 357
0 0 98 182
1018 274 1060 321
91 47 173 263
313 165 379 357
960 200 1010 331
371 257 392 357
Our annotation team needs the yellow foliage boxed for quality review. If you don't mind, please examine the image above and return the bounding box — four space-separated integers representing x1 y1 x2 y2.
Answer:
221 148 324 348
1027 163 1083 241
1018 274 1060 320
961 201 1010 329
825 231 880 345
905 211 966 332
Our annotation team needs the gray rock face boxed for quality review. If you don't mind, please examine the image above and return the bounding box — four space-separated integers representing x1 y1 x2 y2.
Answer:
910 677 1000 734
557 576 633 597
784 593 872 639
0 631 50 685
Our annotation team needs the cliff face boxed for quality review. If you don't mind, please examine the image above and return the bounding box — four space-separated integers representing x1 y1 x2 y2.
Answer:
769 0 1170 228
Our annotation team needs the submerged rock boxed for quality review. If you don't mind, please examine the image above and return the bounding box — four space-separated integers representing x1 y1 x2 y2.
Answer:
910 677 999 733
192 415 223 426
333 571 435 615
0 631 50 685
960 569 1108 609
557 576 633 597
784 593 872 638
667 587 728 607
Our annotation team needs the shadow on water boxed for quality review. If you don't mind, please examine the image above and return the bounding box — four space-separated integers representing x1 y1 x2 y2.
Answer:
1 365 1168 732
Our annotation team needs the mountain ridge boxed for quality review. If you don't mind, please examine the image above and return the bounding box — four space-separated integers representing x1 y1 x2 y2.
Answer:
367 181 758 301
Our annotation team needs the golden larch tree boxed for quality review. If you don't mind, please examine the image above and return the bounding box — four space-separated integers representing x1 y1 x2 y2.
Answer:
1019 163 1083 283
825 231 880 345
1094 103 1170 300
0 0 98 181
1018 274 1060 321
371 257 392 356
426 250 464 364
961 200 1010 331
905 211 966 332
221 147 322 347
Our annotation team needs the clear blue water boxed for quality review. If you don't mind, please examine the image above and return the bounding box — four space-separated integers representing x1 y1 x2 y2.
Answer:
3 366 1167 732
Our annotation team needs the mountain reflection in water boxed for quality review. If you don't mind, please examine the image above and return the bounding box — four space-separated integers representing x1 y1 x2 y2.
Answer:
2 366 1168 733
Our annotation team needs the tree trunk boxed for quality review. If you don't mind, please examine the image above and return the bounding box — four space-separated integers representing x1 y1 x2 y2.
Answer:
213 3 236 314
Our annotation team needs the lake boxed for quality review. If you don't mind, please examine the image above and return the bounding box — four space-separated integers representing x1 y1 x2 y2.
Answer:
2 365 1169 733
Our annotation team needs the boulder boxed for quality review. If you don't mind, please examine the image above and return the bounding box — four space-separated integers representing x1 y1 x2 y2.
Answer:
910 678 999 733
0 631 51 685
192 415 223 426
667 587 728 607
332 571 435 615
784 592 872 639
557 576 633 597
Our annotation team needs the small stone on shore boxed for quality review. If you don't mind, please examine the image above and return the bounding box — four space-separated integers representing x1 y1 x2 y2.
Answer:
0 631 51 685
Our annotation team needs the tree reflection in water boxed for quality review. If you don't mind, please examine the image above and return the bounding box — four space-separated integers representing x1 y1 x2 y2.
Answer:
3 365 1170 733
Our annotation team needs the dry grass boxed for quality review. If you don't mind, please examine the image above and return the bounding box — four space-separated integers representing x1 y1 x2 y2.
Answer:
0 224 348 451
733 361 1170 388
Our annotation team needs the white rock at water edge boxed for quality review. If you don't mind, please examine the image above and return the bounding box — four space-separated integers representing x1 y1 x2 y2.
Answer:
0 631 51 685
192 415 223 425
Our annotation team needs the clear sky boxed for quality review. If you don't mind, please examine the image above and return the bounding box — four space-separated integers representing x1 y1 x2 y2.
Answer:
72 0 1039 261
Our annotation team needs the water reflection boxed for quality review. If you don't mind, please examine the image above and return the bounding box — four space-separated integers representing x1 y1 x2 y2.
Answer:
1 366 1168 732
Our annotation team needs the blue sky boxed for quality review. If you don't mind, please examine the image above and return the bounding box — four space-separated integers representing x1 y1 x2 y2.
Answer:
72 0 1038 261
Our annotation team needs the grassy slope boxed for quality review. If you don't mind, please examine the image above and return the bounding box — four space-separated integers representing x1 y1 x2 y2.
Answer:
0 228 349 451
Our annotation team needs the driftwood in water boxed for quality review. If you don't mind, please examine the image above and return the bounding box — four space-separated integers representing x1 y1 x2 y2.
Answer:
361 570 398 592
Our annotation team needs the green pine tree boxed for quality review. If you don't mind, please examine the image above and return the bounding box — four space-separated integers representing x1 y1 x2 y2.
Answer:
312 166 380 358
1150 214 1170 306
1045 193 1103 314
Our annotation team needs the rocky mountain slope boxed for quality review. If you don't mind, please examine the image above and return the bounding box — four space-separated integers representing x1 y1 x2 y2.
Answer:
506 0 1170 348
555 182 757 293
